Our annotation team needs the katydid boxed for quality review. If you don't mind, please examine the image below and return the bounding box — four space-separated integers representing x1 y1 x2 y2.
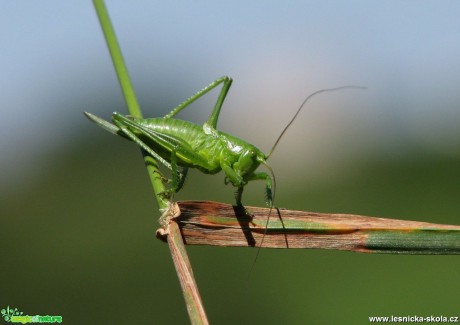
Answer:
85 76 363 210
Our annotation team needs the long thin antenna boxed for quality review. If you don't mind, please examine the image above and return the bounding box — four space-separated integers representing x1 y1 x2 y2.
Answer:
267 85 366 158
248 85 366 277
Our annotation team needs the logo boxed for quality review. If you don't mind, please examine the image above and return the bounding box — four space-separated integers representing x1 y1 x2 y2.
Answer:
1 307 62 324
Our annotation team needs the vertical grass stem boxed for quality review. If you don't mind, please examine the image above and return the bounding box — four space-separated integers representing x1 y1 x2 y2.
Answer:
91 2 208 323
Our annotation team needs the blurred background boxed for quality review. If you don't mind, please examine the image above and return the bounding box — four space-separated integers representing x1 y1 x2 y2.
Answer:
2 1 460 323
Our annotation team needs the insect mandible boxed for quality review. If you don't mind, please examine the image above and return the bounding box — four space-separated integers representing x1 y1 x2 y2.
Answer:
85 76 363 208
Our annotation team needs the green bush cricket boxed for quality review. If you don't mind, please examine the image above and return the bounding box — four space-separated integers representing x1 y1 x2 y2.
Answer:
85 76 363 222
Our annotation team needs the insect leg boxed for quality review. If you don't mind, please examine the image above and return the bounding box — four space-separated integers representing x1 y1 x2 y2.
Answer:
164 76 233 129
235 186 244 206
246 172 273 207
221 162 244 188
85 112 178 185
176 167 189 193
221 158 249 205
111 118 173 171
111 120 188 197
165 147 189 198
113 114 217 196
207 76 232 128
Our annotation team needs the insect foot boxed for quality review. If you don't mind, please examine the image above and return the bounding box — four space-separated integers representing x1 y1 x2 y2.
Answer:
158 189 174 201
153 170 170 184
265 188 273 207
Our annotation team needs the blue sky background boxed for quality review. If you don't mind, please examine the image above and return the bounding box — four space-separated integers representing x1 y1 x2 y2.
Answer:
2 1 460 191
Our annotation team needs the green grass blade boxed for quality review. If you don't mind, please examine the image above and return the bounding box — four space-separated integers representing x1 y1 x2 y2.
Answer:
92 0 141 119
92 0 167 210
90 3 208 324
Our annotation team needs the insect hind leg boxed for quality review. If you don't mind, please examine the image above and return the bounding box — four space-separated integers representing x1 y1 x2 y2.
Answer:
112 118 173 171
112 117 187 196
164 76 233 129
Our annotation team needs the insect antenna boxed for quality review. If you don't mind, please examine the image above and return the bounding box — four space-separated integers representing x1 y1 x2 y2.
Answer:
247 160 276 276
267 85 367 158
248 85 366 276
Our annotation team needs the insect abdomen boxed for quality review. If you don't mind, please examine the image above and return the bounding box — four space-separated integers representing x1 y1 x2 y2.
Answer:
138 118 226 173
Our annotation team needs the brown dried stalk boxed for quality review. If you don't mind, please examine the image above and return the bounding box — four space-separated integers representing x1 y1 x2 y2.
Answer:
169 201 460 254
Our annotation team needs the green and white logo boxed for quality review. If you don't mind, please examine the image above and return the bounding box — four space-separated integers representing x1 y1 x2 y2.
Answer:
1 307 62 324
1 307 22 323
